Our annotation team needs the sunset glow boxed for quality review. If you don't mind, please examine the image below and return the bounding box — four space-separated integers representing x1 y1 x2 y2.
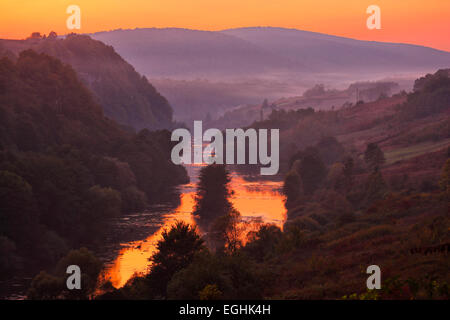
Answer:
102 174 286 288
1 0 449 51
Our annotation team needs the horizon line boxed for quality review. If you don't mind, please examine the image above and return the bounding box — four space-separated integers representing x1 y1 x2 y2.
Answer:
3 25 450 54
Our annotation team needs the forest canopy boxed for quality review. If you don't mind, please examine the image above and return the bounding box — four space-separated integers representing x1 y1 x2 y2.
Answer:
0 50 187 279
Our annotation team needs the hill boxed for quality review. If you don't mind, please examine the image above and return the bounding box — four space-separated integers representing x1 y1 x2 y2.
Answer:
246 69 450 181
0 51 188 286
0 33 173 130
90 27 450 123
223 27 450 73
91 27 450 78
91 28 292 78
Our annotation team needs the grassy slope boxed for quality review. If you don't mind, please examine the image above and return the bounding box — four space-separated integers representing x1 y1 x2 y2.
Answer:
261 90 449 299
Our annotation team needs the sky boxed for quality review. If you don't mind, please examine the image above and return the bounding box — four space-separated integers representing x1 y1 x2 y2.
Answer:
1 0 449 51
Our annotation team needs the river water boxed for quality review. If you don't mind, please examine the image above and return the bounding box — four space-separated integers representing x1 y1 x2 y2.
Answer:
0 164 286 298
99 164 286 288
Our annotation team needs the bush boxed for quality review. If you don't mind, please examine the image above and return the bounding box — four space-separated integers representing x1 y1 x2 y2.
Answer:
167 253 263 300
27 271 64 300
199 284 223 300
55 247 103 299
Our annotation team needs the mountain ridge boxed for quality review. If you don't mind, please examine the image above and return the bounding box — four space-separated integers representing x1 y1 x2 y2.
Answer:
221 26 450 53
90 26 450 79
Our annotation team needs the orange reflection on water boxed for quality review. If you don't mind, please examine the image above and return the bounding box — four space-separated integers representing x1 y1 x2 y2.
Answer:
230 175 286 230
103 192 196 288
102 173 286 288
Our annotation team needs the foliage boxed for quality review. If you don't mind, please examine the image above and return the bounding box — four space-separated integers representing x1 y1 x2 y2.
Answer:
296 150 327 195
364 169 388 206
148 221 205 296
244 224 283 261
55 247 103 299
193 164 233 225
199 284 223 300
364 143 386 171
0 170 39 251
1 34 174 130
210 209 244 253
28 247 102 300
167 252 264 300
283 169 301 207
402 69 450 119
27 271 64 300
0 51 188 280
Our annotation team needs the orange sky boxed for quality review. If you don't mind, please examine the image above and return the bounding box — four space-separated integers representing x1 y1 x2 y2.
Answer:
1 0 449 51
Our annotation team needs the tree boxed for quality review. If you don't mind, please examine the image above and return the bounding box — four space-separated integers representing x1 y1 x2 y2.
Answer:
82 186 121 239
210 209 244 254
199 284 223 300
364 143 385 170
0 170 38 249
167 252 263 300
244 224 282 261
316 136 345 165
283 169 301 207
0 50 189 291
121 185 147 213
27 271 63 300
326 162 344 190
56 247 102 299
28 32 43 39
365 169 387 206
193 164 233 226
297 152 327 195
303 84 326 98
342 157 355 192
149 221 205 296
48 31 58 39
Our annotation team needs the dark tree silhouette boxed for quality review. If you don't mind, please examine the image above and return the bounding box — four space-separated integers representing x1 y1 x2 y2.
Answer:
193 164 233 225
149 221 205 295
297 152 327 195
210 208 243 254
365 169 387 205
342 156 354 192
283 169 301 206
364 143 386 170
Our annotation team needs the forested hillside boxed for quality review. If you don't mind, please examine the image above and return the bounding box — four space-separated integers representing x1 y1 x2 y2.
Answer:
245 69 450 176
0 33 173 130
0 51 187 281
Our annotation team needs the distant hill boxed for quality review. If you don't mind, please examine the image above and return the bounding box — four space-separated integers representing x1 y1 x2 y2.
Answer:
0 34 173 130
222 27 450 73
89 27 450 123
209 81 401 129
91 27 450 78
91 28 293 78
248 68 450 175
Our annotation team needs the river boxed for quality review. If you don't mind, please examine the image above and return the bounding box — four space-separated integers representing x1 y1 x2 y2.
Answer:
99 164 286 289
0 163 286 298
